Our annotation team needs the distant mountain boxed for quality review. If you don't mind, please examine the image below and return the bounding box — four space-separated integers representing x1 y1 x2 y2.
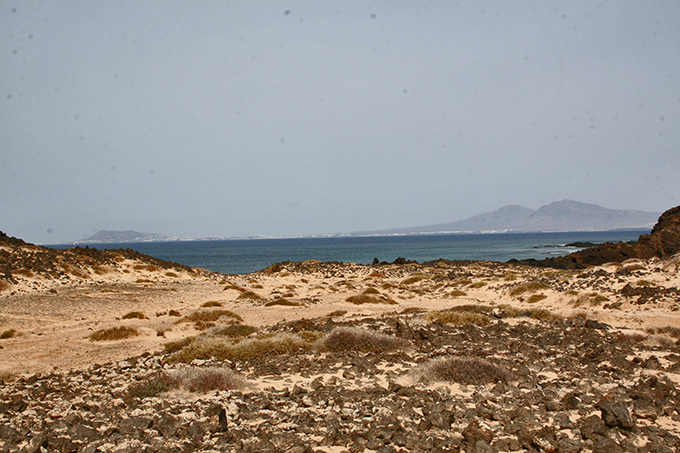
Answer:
78 230 169 244
355 200 660 235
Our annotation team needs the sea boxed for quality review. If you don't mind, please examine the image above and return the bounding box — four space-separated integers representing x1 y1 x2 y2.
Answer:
50 230 648 275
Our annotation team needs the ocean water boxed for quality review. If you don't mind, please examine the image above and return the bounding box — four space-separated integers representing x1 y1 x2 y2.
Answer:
51 230 647 275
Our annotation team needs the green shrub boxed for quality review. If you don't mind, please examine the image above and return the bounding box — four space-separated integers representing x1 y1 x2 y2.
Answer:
89 326 140 341
315 327 409 354
411 356 515 385
122 311 147 320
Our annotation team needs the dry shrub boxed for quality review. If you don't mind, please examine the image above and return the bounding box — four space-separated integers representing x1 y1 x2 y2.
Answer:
0 280 10 292
89 326 139 341
646 326 680 338
615 332 647 343
526 308 561 321
201 301 223 308
127 371 178 399
326 310 348 318
401 307 425 314
635 279 656 287
92 265 109 275
70 268 89 279
468 281 486 289
574 292 608 307
167 333 312 363
509 281 551 296
168 309 182 317
178 309 243 325
411 356 515 385
176 367 247 393
428 310 491 326
264 298 302 307
224 284 246 292
526 294 548 304
122 311 147 320
401 276 424 285
211 324 257 338
346 289 397 305
368 272 386 278
165 272 179 278
0 329 16 340
315 327 409 354
14 268 34 277
127 367 246 398
449 290 467 297
236 290 262 300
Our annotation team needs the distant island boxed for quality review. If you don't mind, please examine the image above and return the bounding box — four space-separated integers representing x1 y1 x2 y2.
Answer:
76 200 660 244
352 200 659 236
78 230 170 244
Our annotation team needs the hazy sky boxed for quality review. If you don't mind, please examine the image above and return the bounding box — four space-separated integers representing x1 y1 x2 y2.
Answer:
2 1 679 244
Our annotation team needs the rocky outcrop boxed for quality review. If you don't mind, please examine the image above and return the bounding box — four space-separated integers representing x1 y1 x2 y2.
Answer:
515 205 680 269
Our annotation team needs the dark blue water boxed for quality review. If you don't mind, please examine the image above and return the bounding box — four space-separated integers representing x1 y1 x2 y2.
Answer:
49 230 647 275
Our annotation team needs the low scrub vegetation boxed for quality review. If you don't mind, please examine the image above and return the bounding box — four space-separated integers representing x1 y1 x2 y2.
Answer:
89 326 140 341
410 356 515 385
0 280 10 292
449 290 467 297
211 324 257 338
177 309 243 326
314 327 409 354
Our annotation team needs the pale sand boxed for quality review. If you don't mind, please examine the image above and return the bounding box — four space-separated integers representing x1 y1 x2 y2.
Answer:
1 253 680 376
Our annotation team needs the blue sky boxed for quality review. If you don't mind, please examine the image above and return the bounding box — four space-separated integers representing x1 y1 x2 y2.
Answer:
2 1 679 243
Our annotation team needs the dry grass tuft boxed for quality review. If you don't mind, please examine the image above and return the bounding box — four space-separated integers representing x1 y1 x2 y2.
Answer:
509 281 551 296
315 327 409 354
89 326 140 341
400 276 424 285
122 311 147 320
411 356 515 385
